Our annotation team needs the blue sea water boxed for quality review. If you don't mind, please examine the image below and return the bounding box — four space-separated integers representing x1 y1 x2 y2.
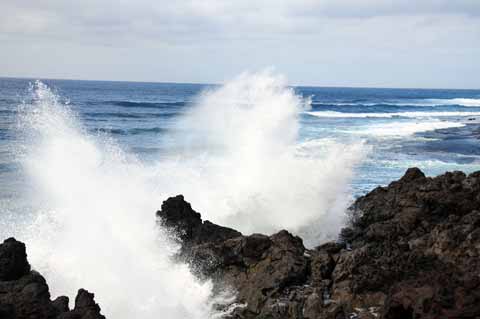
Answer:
1 77 480 202
1 75 479 316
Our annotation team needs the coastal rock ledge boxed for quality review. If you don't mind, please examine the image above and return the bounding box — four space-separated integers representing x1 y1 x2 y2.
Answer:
0 238 105 319
157 168 480 319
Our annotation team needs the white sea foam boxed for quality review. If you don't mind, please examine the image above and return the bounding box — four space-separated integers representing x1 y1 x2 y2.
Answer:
307 110 480 118
424 98 480 107
343 120 465 137
312 97 480 107
5 72 366 318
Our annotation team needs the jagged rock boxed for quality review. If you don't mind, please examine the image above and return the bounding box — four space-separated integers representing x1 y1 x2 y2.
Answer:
158 196 310 317
160 168 480 319
58 289 105 319
52 297 69 313
0 238 105 319
333 168 480 318
156 195 242 247
0 238 31 281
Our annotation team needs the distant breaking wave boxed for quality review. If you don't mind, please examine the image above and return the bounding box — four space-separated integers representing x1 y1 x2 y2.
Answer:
306 111 480 119
311 97 480 107
343 120 465 137
90 98 480 109
425 98 480 107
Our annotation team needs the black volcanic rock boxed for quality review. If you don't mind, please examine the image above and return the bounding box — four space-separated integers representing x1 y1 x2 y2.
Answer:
157 194 242 246
0 238 31 281
0 238 105 319
3 167 479 319
58 289 105 319
160 168 480 319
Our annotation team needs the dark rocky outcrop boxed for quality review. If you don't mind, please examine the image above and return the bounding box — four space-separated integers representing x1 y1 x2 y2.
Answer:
0 238 105 319
157 194 242 249
3 167 479 318
158 168 480 319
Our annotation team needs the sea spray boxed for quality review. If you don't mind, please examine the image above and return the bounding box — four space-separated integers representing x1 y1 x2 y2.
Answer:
8 71 366 318
158 71 367 244
16 81 229 319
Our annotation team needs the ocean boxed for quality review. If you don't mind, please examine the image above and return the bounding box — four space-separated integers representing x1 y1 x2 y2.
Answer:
0 73 479 317
1 76 479 196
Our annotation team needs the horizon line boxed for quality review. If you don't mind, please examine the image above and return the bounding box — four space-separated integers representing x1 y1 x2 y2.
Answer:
0 75 478 92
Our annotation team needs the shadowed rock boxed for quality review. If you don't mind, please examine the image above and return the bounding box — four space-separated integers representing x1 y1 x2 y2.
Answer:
58 289 105 319
0 238 30 281
0 238 105 319
156 194 242 246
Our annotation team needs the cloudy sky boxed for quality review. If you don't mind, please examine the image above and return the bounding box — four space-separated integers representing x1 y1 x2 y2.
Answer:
1 0 479 88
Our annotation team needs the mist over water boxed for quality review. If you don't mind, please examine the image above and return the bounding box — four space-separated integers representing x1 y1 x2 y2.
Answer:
161 71 366 241
17 81 228 319
7 72 365 318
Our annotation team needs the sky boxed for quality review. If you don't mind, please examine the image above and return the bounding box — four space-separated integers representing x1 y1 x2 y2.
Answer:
0 0 479 88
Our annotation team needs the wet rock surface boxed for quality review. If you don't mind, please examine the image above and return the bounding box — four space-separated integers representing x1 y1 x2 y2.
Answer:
158 168 480 319
0 238 105 319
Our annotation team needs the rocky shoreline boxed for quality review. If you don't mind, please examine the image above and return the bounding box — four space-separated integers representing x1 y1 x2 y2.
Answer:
2 167 480 318
158 167 480 319
0 238 105 319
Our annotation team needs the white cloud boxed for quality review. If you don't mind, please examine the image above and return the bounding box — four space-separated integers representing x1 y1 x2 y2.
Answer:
0 0 479 87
